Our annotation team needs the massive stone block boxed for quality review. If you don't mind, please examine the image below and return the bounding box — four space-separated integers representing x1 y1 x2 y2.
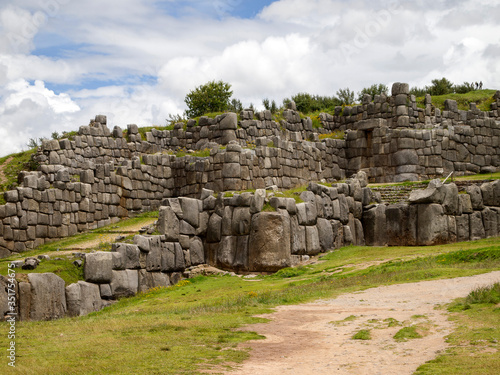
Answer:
482 208 498 238
290 216 306 255
161 242 176 272
179 197 200 228
386 204 417 246
206 213 222 243
296 202 317 225
84 252 113 283
441 183 459 215
362 205 387 246
456 215 470 242
157 206 180 241
27 273 66 321
481 181 500 207
189 236 205 266
316 218 334 252
232 207 251 236
248 212 291 272
305 225 321 255
115 244 141 269
417 204 449 245
110 270 139 298
470 211 486 240
66 281 105 317
138 270 170 293
0 275 15 320
409 179 445 204
466 185 484 210
217 236 237 269
233 235 249 271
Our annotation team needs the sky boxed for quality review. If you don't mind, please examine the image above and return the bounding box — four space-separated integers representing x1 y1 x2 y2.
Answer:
0 0 499 156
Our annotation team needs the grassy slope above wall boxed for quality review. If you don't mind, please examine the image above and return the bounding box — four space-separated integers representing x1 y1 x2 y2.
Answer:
415 90 497 111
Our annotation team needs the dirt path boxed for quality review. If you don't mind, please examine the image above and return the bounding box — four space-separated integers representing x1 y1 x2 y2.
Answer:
228 271 500 375
0 156 13 185
65 218 157 250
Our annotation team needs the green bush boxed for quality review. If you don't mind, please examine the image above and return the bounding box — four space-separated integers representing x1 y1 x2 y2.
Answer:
184 80 233 118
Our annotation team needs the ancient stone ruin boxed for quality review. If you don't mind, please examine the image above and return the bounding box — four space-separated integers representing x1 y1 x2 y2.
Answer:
1 83 499 321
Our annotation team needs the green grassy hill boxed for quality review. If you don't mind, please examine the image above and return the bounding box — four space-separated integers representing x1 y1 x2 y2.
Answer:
415 90 497 111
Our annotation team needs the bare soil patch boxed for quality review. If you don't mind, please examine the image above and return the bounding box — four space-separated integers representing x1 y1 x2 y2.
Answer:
227 271 500 375
0 156 13 185
61 218 157 250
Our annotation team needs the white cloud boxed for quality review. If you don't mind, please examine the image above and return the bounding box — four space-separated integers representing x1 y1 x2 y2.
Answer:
0 79 80 154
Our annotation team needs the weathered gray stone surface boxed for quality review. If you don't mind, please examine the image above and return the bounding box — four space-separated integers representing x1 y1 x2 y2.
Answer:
456 214 470 242
409 179 445 204
305 225 321 255
180 198 200 228
217 236 237 269
290 216 306 255
470 211 486 240
110 270 138 298
27 273 66 321
363 205 387 246
441 183 459 215
66 281 105 317
482 208 498 238
459 194 473 214
84 252 113 283
248 212 291 272
158 206 180 241
316 218 334 251
115 244 141 269
0 275 14 320
206 213 222 243
386 204 417 246
161 242 176 272
138 270 170 293
417 204 449 245
466 185 484 210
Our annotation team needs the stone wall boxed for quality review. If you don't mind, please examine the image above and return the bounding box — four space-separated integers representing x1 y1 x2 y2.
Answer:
3 176 500 322
0 83 499 257
364 179 500 246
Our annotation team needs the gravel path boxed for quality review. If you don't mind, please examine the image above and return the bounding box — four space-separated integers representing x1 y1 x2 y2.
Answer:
228 271 500 375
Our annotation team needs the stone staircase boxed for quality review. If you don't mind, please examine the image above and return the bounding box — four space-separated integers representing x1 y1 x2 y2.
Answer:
371 179 494 204
371 183 427 204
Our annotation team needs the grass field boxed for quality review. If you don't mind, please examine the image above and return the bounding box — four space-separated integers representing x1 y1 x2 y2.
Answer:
415 90 497 112
1 236 499 375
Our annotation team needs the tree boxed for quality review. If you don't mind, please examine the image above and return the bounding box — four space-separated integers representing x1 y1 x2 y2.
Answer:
336 88 355 106
453 82 475 94
184 80 233 118
429 77 454 96
409 86 428 97
227 98 243 112
292 92 315 113
357 83 388 102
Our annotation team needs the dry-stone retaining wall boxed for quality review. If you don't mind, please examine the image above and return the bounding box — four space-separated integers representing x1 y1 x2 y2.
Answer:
0 83 499 256
3 176 500 322
365 179 500 246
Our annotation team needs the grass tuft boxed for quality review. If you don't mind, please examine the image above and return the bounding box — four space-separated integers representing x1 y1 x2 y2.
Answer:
352 329 371 340
394 326 423 342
